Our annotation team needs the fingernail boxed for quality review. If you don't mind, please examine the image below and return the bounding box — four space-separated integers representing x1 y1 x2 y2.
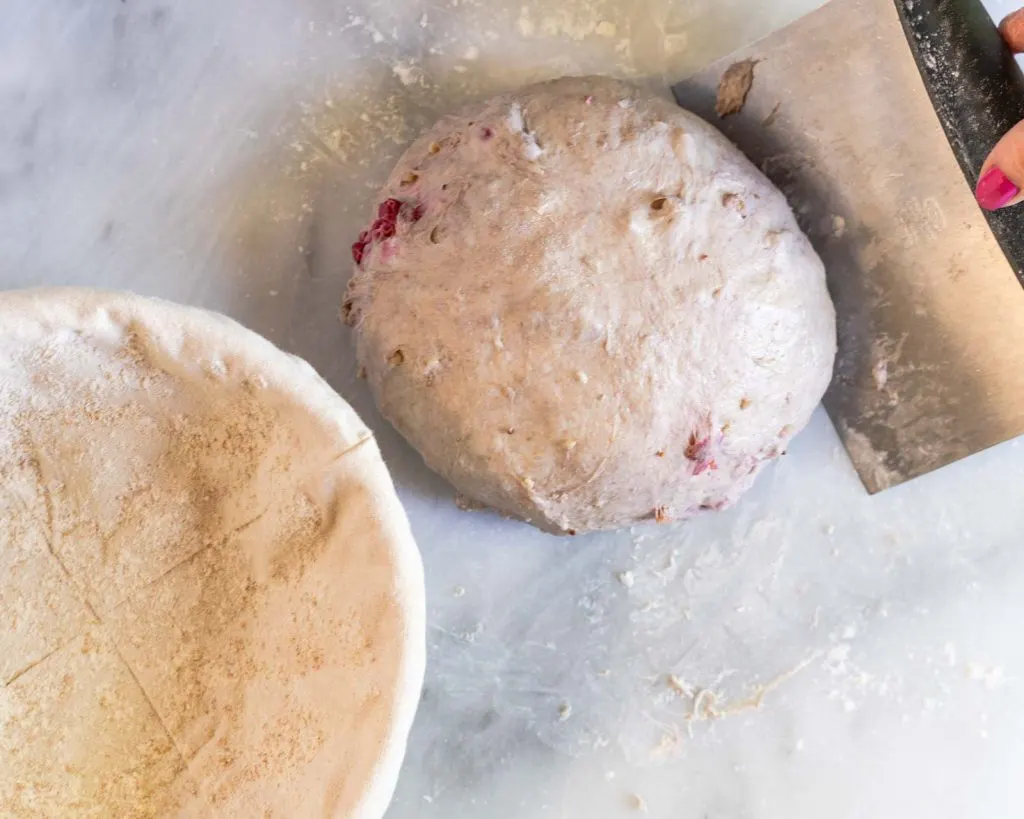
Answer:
976 166 1019 210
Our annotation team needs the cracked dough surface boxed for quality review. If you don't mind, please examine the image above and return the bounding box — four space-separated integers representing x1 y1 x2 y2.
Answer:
0 288 424 818
345 76 836 534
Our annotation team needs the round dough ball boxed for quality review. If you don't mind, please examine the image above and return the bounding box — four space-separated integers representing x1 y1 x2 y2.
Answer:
344 76 836 535
0 289 424 818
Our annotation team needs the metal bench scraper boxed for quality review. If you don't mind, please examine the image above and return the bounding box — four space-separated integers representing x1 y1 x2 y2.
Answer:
673 0 1024 492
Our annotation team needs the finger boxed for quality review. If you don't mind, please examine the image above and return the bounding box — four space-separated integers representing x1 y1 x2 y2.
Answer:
1000 9 1024 53
976 9 1024 210
977 120 1024 210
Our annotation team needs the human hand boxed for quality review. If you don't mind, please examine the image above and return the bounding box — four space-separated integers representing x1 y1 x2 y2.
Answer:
976 9 1024 210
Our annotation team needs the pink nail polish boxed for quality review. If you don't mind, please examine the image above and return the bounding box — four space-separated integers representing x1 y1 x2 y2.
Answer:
976 166 1020 210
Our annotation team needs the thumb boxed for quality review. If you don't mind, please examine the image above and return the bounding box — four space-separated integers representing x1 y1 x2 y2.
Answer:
976 121 1024 211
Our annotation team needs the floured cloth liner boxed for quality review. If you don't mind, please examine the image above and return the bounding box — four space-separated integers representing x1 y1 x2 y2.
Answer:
0 288 425 819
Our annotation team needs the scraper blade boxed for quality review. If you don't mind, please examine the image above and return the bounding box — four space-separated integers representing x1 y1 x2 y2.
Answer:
673 0 1024 492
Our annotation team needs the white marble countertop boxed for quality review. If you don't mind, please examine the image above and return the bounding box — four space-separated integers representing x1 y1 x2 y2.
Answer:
3 0 1023 816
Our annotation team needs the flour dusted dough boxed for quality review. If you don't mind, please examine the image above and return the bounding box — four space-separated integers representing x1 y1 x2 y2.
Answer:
0 289 425 818
345 76 836 534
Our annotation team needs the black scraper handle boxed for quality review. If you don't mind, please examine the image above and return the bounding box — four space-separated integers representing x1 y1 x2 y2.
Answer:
894 0 1024 286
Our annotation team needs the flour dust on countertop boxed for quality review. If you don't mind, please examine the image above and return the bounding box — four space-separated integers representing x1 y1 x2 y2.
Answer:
390 420 1023 816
